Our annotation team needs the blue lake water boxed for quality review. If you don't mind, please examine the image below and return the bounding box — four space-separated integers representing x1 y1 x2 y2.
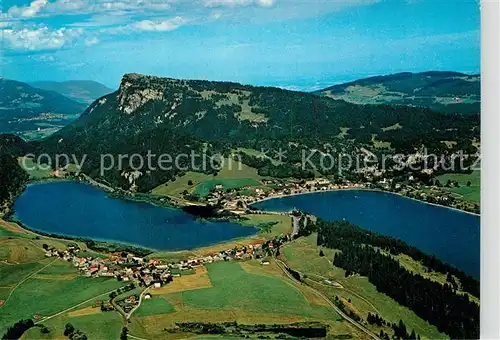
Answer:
13 181 257 251
253 190 480 278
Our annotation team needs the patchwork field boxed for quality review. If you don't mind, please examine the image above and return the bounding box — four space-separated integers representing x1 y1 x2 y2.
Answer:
23 307 124 340
152 158 262 198
280 234 446 340
129 261 352 339
0 223 127 335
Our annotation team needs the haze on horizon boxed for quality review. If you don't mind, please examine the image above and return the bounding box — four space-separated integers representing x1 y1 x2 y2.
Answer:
0 0 480 91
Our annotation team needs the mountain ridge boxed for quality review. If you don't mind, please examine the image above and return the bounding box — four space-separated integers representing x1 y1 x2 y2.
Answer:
33 72 479 192
314 71 480 115
29 80 114 105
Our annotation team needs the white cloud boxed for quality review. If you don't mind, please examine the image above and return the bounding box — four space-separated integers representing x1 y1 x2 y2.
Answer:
85 37 100 46
1 26 83 51
202 0 274 7
8 0 48 18
132 16 188 32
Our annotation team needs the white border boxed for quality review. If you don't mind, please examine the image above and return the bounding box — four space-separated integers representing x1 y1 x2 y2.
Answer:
481 1 500 338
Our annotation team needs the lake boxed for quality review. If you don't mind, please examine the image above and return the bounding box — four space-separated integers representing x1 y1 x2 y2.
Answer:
253 190 480 278
13 181 257 251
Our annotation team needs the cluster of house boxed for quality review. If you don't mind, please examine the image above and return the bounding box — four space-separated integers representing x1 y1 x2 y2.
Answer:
44 232 291 290
215 179 366 212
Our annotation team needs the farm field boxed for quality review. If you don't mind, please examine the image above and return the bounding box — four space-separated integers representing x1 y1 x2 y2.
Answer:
152 158 262 198
129 261 362 340
23 307 123 340
0 274 126 333
17 157 52 179
193 178 261 197
135 296 176 317
435 170 480 203
280 234 446 340
0 225 126 335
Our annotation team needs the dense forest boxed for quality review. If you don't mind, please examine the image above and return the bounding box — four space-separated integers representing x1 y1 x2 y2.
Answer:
29 73 479 192
299 219 480 339
0 152 29 214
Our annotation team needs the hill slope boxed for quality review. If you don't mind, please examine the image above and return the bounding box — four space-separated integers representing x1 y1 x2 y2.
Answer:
315 71 480 115
30 80 114 104
36 73 479 192
0 79 87 139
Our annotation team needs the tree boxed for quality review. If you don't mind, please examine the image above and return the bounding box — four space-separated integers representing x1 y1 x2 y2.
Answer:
120 327 128 340
64 323 75 336
319 249 325 257
40 325 50 334
187 180 193 186
467 180 472 187
42 244 49 250
2 319 34 340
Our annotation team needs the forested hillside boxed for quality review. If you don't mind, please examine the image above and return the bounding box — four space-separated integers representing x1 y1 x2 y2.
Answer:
33 73 479 192
299 219 479 339
0 141 28 214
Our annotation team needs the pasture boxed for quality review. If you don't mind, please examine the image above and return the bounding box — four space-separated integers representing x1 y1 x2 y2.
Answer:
23 308 123 340
129 261 346 339
135 296 175 317
182 262 338 319
435 170 480 203
193 178 261 197
152 158 262 198
0 274 125 333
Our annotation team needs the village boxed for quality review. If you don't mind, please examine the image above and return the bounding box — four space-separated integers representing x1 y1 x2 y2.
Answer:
42 231 292 312
204 174 479 215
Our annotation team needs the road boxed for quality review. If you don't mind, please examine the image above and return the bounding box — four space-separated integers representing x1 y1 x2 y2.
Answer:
1 258 57 309
291 216 300 237
34 287 122 324
125 287 150 320
273 257 381 340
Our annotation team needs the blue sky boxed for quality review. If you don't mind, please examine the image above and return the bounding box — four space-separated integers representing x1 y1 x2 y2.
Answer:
0 0 480 90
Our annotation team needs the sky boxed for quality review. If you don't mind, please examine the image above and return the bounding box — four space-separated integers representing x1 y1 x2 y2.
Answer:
0 0 480 91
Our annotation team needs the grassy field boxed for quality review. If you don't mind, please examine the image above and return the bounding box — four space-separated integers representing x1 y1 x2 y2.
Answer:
152 158 262 198
435 170 480 203
17 157 52 179
280 234 446 340
182 262 337 319
135 296 175 317
23 308 123 340
129 261 360 340
0 238 46 263
0 275 126 332
193 178 261 197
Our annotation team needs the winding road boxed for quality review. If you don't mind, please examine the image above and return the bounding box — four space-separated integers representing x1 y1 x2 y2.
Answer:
273 256 381 340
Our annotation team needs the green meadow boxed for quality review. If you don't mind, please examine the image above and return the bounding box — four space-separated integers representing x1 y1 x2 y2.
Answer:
193 178 261 197
0 276 125 332
23 309 124 340
135 296 175 317
435 170 480 203
182 262 339 320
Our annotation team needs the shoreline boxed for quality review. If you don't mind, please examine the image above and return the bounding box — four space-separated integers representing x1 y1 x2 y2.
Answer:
250 187 481 217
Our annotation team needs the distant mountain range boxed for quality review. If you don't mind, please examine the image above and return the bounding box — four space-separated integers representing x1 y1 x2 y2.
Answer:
0 78 87 140
35 72 479 192
29 80 114 105
314 71 480 115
